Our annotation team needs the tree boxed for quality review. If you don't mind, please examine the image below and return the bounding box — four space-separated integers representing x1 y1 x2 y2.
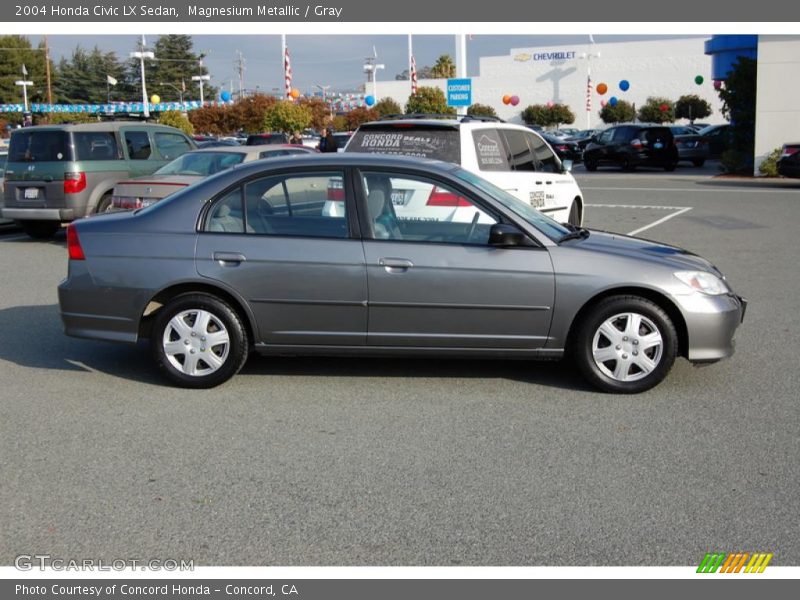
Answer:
344 107 379 130
264 100 311 134
158 111 194 135
599 100 636 124
0 35 52 105
230 94 278 132
405 86 455 115
188 104 233 135
429 55 456 79
521 104 574 127
637 97 675 123
675 94 712 123
395 65 434 80
717 57 757 174
467 103 497 118
298 96 330 130
374 97 402 117
55 45 128 104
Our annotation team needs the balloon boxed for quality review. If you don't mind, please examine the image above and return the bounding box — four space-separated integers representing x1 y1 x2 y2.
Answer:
660 103 670 112
694 75 704 85
596 82 608 95
713 80 723 90
609 96 618 106
546 101 554 108
502 95 511 105
290 88 300 99
364 95 375 106
150 94 160 104
220 91 231 102
510 95 519 106
600 100 607 107
619 80 630 92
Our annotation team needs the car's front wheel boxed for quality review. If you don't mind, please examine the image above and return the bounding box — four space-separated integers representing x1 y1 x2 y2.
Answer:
572 295 678 393
151 293 249 388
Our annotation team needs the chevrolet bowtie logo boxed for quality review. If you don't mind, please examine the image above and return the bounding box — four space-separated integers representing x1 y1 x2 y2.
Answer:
697 552 773 573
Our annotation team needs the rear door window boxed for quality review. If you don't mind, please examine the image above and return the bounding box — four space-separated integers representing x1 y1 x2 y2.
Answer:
73 132 119 161
500 130 536 171
347 126 461 163
8 130 71 162
526 132 560 173
124 131 152 160
472 128 510 172
155 132 192 160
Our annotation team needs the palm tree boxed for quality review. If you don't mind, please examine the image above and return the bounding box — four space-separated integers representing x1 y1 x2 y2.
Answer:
430 55 456 79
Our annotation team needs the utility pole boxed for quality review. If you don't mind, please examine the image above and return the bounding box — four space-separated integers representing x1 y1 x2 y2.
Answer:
235 50 245 98
44 35 52 104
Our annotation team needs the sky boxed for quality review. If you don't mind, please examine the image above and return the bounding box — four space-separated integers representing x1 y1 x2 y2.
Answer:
29 34 706 98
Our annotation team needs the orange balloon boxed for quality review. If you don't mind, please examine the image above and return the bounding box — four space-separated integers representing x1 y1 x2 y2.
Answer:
502 95 511 105
596 83 608 95
290 88 300 99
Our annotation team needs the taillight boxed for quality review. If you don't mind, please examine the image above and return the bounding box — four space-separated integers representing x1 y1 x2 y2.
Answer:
112 195 142 210
66 224 85 260
630 138 644 151
426 186 472 207
327 179 344 201
64 172 87 194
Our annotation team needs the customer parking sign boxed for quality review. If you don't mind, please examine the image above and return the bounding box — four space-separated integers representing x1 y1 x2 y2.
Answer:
447 78 472 107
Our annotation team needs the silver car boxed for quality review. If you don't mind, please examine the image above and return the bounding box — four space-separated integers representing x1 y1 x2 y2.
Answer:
58 154 746 393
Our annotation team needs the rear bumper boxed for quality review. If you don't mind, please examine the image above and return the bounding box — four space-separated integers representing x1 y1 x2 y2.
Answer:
674 292 746 362
0 207 75 221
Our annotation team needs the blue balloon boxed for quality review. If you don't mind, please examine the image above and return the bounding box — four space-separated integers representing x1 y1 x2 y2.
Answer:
365 95 375 107
619 80 630 92
220 91 232 102
609 96 619 106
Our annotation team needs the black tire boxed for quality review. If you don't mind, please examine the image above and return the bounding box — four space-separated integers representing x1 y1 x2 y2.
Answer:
692 159 706 167
95 193 113 213
567 200 582 227
151 293 249 388
584 157 598 172
664 161 677 172
20 220 60 239
620 155 636 171
571 295 678 394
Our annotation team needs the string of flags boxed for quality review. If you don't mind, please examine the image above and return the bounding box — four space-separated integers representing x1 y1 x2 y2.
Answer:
0 100 234 114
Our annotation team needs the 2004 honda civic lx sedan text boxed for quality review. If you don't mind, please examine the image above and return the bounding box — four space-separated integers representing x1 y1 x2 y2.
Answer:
58 154 746 393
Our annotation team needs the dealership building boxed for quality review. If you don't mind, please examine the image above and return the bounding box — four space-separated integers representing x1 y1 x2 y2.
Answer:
376 35 800 174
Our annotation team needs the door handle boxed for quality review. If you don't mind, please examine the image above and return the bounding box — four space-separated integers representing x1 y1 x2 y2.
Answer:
379 257 413 273
213 252 247 265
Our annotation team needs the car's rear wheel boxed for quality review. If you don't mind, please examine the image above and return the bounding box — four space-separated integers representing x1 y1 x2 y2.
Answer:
572 295 678 393
151 293 249 388
95 192 113 213
20 220 60 239
619 155 636 171
584 157 598 171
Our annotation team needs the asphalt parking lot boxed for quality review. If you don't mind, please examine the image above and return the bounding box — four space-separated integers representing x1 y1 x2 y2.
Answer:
1 164 799 566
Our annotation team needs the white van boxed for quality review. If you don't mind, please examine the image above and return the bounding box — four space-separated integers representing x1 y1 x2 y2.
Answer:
343 116 584 225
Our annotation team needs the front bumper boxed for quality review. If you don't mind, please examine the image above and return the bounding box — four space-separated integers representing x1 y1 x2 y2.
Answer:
674 292 746 362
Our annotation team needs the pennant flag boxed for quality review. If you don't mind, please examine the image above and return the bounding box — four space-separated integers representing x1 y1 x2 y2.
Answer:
107 75 118 86
410 55 418 95
22 64 28 76
586 75 593 113
284 46 292 99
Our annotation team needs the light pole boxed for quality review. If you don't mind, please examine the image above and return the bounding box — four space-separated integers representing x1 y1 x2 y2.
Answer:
192 74 211 104
159 82 184 103
579 41 601 129
130 35 155 118
15 79 33 112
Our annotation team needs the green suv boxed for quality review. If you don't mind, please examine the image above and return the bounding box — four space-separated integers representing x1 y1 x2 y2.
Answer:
1 122 195 238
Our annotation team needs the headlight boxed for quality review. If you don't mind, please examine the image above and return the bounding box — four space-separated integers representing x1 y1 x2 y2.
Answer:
674 271 729 295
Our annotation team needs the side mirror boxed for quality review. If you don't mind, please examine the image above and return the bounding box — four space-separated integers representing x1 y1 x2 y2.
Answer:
489 223 526 247
561 159 573 173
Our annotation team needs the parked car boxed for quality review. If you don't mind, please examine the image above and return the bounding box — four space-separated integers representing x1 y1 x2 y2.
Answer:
58 154 745 393
583 124 679 172
566 129 600 150
696 124 730 159
344 115 585 225
539 131 583 163
1 122 196 238
0 149 12 226
330 131 353 152
111 144 315 210
669 126 710 167
777 142 800 178
196 139 242 149
245 132 289 146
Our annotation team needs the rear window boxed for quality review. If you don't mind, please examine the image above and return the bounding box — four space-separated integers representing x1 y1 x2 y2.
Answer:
640 128 673 144
73 132 119 161
246 133 288 146
8 130 71 162
346 126 461 163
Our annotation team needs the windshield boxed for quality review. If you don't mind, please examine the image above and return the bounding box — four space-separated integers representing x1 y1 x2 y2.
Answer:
453 168 570 240
155 151 246 176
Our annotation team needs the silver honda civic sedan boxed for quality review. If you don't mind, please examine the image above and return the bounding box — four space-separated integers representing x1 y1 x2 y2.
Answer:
58 154 746 393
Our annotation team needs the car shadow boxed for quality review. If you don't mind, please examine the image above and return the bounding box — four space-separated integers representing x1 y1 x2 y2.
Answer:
0 304 594 392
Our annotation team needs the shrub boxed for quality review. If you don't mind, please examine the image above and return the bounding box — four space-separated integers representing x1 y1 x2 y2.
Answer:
467 103 498 118
158 110 194 135
405 87 455 115
758 147 782 177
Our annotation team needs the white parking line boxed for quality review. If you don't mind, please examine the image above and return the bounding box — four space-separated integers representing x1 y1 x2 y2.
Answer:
586 203 694 236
